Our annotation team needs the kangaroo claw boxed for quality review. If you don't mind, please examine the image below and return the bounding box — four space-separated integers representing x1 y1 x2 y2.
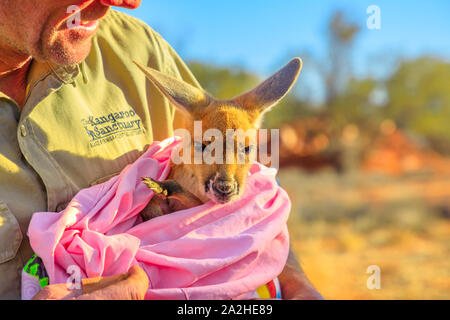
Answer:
141 177 168 197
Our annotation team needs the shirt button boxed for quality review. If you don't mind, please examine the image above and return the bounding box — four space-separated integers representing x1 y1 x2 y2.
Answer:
20 125 27 137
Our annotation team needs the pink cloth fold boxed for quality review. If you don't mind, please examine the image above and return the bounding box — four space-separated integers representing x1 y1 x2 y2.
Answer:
26 137 291 300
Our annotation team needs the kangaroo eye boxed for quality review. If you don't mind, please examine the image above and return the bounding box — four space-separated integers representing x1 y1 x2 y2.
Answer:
194 141 207 152
244 145 253 154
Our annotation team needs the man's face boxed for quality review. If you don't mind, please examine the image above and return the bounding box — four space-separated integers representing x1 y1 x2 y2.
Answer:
0 0 141 66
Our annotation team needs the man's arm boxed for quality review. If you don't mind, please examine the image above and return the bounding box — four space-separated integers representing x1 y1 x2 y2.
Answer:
278 249 324 300
32 266 149 300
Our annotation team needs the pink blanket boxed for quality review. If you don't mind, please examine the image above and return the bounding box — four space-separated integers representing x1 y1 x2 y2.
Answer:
25 137 291 300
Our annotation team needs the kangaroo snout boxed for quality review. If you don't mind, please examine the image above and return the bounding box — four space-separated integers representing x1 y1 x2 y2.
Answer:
215 179 236 194
205 177 239 204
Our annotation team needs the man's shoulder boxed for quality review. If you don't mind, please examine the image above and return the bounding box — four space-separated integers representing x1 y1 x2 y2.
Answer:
91 9 200 89
98 9 155 39
95 10 172 63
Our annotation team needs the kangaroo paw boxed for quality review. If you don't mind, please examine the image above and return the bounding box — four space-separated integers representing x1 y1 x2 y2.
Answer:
141 178 203 216
141 197 169 221
141 177 168 197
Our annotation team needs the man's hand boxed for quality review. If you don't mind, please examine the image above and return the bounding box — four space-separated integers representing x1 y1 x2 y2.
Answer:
32 265 149 300
278 249 324 300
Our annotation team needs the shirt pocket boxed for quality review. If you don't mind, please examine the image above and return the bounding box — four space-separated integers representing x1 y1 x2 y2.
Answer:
0 200 23 264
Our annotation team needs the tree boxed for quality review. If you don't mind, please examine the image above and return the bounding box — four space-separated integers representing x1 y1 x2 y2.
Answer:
383 56 450 154
188 61 260 99
188 61 313 129
322 11 361 106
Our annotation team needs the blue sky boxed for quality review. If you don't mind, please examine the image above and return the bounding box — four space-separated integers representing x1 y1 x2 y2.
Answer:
117 1 450 100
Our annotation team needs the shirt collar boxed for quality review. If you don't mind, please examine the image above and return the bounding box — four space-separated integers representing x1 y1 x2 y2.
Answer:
25 59 82 99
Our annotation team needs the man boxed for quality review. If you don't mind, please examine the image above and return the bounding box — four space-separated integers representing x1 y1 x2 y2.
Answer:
0 0 322 300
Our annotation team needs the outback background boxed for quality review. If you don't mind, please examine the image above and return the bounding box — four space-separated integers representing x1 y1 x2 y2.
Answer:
120 1 450 299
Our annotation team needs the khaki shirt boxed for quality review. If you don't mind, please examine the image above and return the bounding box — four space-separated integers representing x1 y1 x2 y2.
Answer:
0 10 200 299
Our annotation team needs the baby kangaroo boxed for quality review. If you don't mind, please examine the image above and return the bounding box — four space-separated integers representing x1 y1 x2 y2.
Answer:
134 58 302 221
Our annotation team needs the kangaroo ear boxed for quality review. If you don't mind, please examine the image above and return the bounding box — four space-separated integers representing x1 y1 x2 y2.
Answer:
233 58 302 115
134 61 211 115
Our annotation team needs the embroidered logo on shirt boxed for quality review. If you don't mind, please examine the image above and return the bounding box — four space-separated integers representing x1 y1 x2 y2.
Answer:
81 109 145 147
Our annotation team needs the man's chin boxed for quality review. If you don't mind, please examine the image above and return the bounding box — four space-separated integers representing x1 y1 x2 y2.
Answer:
44 40 93 66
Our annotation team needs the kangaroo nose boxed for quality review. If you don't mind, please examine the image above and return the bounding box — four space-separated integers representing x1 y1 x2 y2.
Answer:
214 180 236 195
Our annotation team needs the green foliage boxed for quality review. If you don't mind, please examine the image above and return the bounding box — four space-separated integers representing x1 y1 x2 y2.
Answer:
383 57 450 153
262 95 315 129
328 77 380 131
187 6 450 154
188 61 315 129
188 61 260 99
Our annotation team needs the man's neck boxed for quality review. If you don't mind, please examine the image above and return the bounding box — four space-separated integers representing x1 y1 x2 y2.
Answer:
0 44 32 109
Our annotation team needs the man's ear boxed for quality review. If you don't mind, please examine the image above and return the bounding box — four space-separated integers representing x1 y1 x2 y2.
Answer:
232 58 302 115
134 61 211 115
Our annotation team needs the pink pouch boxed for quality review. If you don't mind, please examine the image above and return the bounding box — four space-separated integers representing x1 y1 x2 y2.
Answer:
26 137 290 300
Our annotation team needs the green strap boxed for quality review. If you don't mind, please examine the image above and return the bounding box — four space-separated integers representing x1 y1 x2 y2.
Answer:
23 254 49 288
23 254 38 273
39 277 49 288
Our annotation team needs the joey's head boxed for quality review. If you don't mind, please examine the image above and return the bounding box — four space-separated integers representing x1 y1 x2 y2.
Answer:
134 58 302 204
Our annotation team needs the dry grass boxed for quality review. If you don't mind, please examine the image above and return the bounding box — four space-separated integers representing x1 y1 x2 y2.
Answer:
278 168 450 299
